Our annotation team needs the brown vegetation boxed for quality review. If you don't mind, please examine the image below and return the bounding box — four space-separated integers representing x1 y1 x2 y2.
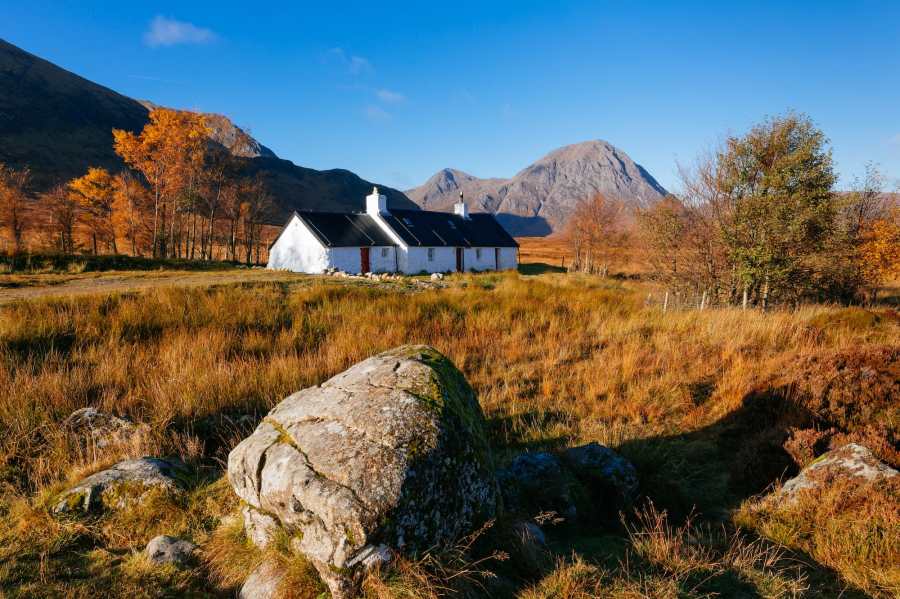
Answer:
0 270 896 596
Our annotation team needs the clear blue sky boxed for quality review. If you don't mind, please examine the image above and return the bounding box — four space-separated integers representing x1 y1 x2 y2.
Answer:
3 1 899 191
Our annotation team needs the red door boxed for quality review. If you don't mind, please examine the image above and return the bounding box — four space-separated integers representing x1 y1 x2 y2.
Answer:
456 248 464 272
360 247 370 273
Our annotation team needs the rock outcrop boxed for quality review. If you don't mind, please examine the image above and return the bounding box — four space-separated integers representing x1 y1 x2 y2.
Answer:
768 443 898 505
145 535 197 567
239 560 287 599
53 457 188 515
227 345 497 598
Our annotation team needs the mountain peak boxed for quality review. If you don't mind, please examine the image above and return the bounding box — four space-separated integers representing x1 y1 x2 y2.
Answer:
407 140 667 235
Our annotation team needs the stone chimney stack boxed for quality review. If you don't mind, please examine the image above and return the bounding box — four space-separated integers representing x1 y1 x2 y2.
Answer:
366 186 388 215
453 191 469 219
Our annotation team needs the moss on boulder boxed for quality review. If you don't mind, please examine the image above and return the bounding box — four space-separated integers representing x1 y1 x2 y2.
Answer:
227 345 498 598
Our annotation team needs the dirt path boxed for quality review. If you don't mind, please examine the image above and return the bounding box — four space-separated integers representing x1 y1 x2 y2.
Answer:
0 269 308 304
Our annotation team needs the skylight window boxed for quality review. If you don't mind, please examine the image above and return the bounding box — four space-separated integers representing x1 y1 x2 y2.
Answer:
402 217 414 226
447 220 457 229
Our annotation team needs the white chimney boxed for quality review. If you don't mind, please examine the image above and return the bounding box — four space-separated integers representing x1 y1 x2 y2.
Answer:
453 191 469 219
366 186 388 215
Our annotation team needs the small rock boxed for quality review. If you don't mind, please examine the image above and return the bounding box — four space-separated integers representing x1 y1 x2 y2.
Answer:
561 442 639 507
63 407 143 449
146 535 197 566
770 443 898 505
430 272 444 281
240 559 286 599
513 521 546 547
498 451 578 521
53 457 188 515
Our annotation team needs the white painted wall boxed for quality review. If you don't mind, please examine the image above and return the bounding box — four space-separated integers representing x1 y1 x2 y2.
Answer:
404 246 457 274
462 248 497 271
369 246 398 273
497 247 519 271
328 247 362 274
267 216 329 273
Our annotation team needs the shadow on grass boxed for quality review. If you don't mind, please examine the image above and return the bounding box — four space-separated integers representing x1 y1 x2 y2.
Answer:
518 262 567 275
617 390 817 519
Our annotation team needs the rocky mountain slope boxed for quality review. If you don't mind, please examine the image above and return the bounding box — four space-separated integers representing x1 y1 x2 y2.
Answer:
0 39 414 219
407 140 667 235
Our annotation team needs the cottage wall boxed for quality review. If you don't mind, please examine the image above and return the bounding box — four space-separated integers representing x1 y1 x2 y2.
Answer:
328 248 362 274
403 246 457 274
462 248 496 271
497 247 519 271
267 217 329 273
369 246 398 273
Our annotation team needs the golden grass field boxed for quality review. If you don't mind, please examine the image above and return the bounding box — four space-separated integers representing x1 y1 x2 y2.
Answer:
0 254 897 598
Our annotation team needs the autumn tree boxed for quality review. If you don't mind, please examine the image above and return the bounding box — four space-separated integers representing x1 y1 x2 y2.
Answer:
112 172 151 256
69 167 117 254
711 113 838 307
43 184 77 253
858 207 900 301
239 176 273 264
0 164 32 254
113 108 209 258
567 194 631 276
637 195 689 286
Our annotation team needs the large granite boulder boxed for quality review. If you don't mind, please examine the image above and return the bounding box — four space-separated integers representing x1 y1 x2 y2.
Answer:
53 457 188 515
768 443 898 505
227 345 497 598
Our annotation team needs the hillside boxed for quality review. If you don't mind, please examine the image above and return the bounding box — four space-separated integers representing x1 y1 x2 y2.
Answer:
0 39 415 219
407 140 668 235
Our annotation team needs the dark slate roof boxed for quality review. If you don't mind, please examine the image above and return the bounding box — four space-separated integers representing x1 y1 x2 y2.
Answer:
294 211 397 247
381 209 518 248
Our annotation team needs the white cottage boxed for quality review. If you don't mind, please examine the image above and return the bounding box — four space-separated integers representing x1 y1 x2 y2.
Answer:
267 188 519 275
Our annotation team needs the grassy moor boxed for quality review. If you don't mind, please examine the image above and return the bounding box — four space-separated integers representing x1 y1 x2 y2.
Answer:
0 264 897 597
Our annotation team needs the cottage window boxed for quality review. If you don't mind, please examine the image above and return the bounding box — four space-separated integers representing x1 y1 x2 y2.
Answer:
427 248 435 261
475 248 482 260
381 248 388 258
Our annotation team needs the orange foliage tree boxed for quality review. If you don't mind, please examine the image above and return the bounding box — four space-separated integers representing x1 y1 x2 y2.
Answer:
42 184 78 253
859 208 900 300
69 167 117 254
113 108 210 258
112 172 151 256
567 193 631 276
0 164 32 254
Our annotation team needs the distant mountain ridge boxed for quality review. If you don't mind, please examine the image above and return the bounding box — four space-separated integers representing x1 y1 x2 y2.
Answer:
407 140 668 235
0 38 415 220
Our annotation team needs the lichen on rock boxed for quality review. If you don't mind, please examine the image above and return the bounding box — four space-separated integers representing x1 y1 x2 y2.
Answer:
52 457 188 515
227 345 498 598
